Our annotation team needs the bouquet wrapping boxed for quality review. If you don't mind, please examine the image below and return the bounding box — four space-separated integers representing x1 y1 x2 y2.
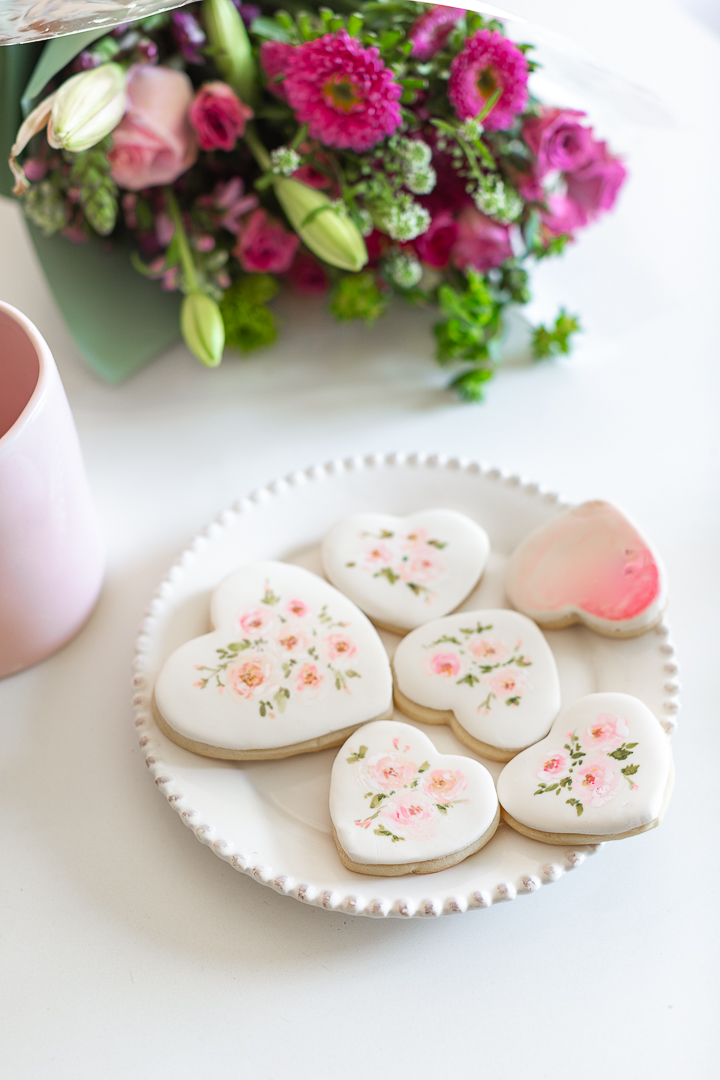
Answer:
2 1 626 396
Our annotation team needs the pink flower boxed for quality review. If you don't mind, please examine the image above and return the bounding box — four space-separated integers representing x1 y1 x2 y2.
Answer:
402 528 428 548
448 30 529 130
235 208 299 273
324 633 357 662
468 637 510 662
362 751 417 792
584 713 629 750
287 252 329 295
238 607 275 635
189 81 253 151
423 768 467 803
399 550 443 584
408 6 465 60
535 751 569 779
200 177 258 235
451 207 512 272
483 666 526 699
380 791 437 840
539 194 585 237
108 65 198 191
362 541 393 568
281 31 402 152
226 653 278 700
295 662 324 696
427 651 463 679
523 108 595 176
286 599 309 618
260 40 295 100
565 140 627 220
413 209 458 269
275 628 308 653
573 756 620 807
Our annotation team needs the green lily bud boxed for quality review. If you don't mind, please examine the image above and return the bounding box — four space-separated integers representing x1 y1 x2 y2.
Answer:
47 63 126 154
204 0 257 104
181 293 225 367
273 178 367 273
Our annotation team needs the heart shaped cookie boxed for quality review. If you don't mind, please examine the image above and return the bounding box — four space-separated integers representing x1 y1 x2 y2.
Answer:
497 693 673 844
392 610 561 761
330 720 499 876
154 561 393 759
321 510 490 635
505 501 667 637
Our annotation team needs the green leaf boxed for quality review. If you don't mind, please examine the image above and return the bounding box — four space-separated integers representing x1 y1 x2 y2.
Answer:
622 763 640 776
531 309 581 360
418 761 430 773
250 16 294 42
369 793 387 809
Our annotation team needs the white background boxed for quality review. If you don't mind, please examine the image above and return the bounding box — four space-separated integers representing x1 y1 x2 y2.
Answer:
1 0 718 1075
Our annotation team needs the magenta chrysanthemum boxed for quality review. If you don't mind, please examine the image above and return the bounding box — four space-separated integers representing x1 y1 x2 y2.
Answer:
408 6 465 60
448 29 529 130
281 30 402 152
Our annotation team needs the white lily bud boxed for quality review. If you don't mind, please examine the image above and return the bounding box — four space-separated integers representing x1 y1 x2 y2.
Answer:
203 0 257 104
181 293 225 367
273 178 367 273
47 63 126 154
9 94 56 195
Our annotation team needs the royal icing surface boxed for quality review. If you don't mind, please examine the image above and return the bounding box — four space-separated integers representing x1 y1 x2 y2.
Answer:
392 609 560 754
154 561 393 752
505 501 667 635
321 510 490 632
497 693 672 836
330 720 498 866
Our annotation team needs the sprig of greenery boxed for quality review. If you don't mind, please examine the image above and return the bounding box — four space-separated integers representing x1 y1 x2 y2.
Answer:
531 309 581 360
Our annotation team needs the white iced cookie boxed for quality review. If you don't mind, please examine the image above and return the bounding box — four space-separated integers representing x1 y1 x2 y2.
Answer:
497 693 674 844
154 561 393 759
392 610 560 761
330 720 499 876
321 510 490 635
505 501 668 638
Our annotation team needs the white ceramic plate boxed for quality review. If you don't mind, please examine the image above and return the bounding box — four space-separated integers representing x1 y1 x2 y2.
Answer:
133 453 680 918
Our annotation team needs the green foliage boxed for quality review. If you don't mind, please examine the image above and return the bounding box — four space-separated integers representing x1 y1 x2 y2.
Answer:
329 272 387 324
23 176 67 236
433 270 501 364
65 137 118 236
220 274 280 352
531 309 581 360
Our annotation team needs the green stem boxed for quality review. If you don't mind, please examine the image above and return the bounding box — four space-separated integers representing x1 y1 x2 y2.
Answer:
244 124 271 171
164 186 199 293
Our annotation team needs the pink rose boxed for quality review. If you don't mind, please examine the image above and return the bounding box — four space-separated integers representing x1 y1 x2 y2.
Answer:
380 791 437 840
413 209 458 269
226 653 278 700
540 193 586 237
483 666 527 699
402 528 428 548
573 756 620 807
235 208 300 273
362 752 417 792
427 651 463 678
399 549 443 584
295 662 324 696
535 751 570 780
523 107 595 177
108 65 198 191
468 637 510 663
275 628 308 653
238 607 274 635
423 768 467 803
189 81 253 151
451 207 512 273
324 632 357 662
565 140 627 218
287 252 329 295
286 599 310 618
584 713 629 750
362 541 393 568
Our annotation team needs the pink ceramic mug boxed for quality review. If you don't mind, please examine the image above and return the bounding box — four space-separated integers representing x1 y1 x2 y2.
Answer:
0 301 104 677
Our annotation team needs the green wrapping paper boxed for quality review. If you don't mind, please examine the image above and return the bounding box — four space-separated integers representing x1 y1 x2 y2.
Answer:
0 35 181 380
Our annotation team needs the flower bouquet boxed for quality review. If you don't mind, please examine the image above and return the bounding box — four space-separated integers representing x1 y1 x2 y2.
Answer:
7 0 626 398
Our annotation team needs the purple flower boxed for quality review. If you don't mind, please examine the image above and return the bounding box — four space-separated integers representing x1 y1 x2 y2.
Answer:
408 6 465 60
566 141 627 218
523 107 595 176
171 10 207 65
448 29 529 130
281 31 402 152
232 2 261 28
451 207 512 272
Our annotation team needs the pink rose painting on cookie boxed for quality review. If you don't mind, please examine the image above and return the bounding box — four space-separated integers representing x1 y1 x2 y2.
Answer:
534 716 641 814
423 619 533 715
351 525 448 603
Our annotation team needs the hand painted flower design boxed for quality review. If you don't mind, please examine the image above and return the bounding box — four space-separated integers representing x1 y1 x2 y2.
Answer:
584 712 629 750
409 6 466 60
422 768 467 803
572 755 620 807
535 751 570 779
483 666 527 699
427 651 463 678
448 29 529 130
362 751 418 792
275 627 308 653
380 790 437 840
324 632 357 662
398 549 444 585
281 31 402 152
286 598 310 618
295 661 324 696
468 637 509 662
238 607 275 635
362 541 393 569
226 653 279 700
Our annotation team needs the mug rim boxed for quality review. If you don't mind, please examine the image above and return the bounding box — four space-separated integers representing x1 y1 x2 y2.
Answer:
0 301 51 455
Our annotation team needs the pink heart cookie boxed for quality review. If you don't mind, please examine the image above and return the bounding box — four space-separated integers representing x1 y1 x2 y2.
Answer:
505 501 667 637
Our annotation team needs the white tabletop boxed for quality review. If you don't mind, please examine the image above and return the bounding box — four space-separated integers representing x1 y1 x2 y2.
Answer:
1 1 718 1076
